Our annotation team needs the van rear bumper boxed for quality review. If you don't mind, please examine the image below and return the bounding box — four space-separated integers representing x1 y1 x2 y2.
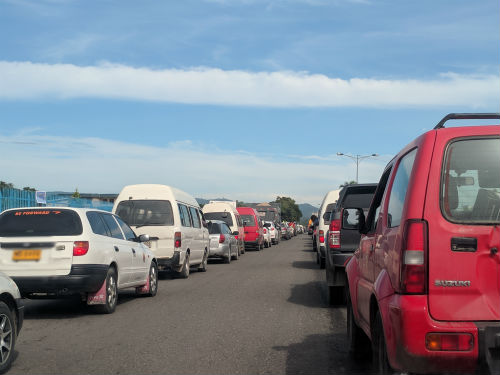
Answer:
383 294 478 374
156 251 181 270
12 264 108 297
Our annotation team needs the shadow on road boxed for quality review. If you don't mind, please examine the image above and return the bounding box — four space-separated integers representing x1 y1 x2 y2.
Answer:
291 260 320 270
287 281 326 308
273 331 372 375
23 291 137 319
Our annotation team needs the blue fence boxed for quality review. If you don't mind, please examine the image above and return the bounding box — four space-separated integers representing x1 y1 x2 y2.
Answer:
0 188 113 212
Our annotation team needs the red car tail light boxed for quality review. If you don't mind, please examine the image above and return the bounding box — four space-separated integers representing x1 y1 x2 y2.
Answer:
263 228 267 234
401 220 428 294
234 235 239 240
329 219 341 249
174 231 182 248
319 230 324 243
219 234 226 243
426 333 473 351
73 241 89 256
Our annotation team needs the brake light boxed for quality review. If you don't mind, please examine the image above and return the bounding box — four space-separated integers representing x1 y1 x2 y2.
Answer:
73 241 89 256
426 333 473 351
319 230 324 243
401 220 428 294
219 234 225 243
174 231 182 248
234 235 239 240
271 228 274 231
329 219 341 249
263 228 267 234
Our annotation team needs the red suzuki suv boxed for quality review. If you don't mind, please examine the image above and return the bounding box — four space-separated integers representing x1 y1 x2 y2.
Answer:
345 113 500 374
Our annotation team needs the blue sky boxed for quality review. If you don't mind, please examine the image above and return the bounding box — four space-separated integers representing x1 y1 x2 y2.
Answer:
0 0 498 205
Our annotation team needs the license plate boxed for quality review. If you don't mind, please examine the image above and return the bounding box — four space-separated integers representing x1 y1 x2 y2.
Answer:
13 249 41 261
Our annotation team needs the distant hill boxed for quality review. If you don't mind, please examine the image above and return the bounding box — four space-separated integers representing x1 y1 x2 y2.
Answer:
298 203 318 223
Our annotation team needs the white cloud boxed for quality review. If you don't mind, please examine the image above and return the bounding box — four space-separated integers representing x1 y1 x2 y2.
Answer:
0 132 388 204
0 61 498 108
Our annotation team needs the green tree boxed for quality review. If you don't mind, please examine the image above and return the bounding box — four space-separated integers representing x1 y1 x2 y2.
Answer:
273 196 302 222
0 181 14 189
72 188 81 199
339 180 357 188
23 186 36 192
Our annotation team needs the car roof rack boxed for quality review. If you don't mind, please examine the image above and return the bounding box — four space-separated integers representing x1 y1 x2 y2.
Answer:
434 113 500 129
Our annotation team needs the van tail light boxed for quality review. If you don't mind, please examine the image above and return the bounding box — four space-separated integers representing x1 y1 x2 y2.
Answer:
426 333 473 351
263 228 267 234
234 235 239 240
73 241 89 256
174 231 182 248
319 230 324 243
329 219 341 249
401 220 428 294
219 234 225 243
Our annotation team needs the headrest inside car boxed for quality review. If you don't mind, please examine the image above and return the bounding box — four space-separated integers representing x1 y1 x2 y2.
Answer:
447 177 458 211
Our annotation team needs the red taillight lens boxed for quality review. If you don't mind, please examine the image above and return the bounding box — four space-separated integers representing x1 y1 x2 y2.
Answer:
271 228 274 231
329 219 341 249
234 235 239 240
73 241 89 256
319 230 324 243
219 234 225 243
401 220 427 294
263 228 267 234
174 231 182 248
426 333 473 351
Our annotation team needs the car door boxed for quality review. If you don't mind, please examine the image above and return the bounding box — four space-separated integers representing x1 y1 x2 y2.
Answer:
115 215 147 284
356 167 392 326
178 204 195 262
100 213 135 286
189 206 204 262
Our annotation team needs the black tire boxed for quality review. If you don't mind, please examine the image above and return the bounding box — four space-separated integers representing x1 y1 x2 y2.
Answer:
224 246 231 264
372 311 392 375
147 262 158 297
232 246 239 261
319 256 326 269
0 301 15 374
316 252 320 264
346 292 371 358
264 241 269 248
178 253 190 278
327 285 345 306
96 267 118 314
198 251 208 272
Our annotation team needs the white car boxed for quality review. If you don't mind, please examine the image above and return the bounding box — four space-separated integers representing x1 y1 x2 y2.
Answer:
113 184 210 278
0 207 158 314
264 221 280 245
315 189 340 268
262 224 272 248
0 272 23 374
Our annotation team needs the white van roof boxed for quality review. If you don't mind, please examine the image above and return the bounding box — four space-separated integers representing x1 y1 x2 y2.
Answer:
209 200 237 209
318 189 340 212
114 184 199 207
202 201 239 214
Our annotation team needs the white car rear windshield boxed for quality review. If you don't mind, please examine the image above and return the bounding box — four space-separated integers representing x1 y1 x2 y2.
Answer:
115 200 174 226
0 209 83 237
441 137 500 224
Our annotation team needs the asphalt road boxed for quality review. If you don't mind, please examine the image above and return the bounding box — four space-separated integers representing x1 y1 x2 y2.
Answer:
9 234 373 375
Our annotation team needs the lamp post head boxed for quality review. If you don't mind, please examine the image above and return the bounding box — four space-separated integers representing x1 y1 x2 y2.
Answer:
371 153 378 157
337 152 344 156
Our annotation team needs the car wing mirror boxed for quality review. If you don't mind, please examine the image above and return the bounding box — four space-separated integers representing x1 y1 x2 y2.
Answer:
138 234 150 243
342 207 366 234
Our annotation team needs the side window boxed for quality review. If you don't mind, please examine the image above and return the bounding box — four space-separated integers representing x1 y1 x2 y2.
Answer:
222 223 230 234
387 149 418 228
115 215 137 241
101 214 125 240
366 167 393 232
178 204 191 227
189 207 201 228
86 212 110 237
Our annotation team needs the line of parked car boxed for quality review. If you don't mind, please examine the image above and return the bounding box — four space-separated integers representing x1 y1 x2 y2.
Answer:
308 113 500 375
0 183 305 373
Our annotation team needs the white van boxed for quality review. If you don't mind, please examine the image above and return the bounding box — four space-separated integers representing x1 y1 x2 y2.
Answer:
202 201 245 255
113 184 209 278
315 189 340 269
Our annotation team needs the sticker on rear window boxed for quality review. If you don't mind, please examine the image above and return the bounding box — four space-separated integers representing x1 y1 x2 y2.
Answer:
14 210 62 216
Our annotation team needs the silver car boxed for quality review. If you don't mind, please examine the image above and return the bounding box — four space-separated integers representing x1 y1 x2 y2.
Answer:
207 220 239 263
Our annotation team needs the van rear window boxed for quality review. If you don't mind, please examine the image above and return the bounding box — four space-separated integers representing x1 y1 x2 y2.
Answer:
203 212 234 227
442 137 500 224
0 209 83 237
115 200 174 226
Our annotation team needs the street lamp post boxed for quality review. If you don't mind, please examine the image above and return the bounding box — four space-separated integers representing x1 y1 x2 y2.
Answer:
336 152 378 183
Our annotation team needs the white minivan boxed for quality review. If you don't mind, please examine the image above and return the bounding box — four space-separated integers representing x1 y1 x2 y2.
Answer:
202 201 245 255
113 184 209 278
315 189 340 269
